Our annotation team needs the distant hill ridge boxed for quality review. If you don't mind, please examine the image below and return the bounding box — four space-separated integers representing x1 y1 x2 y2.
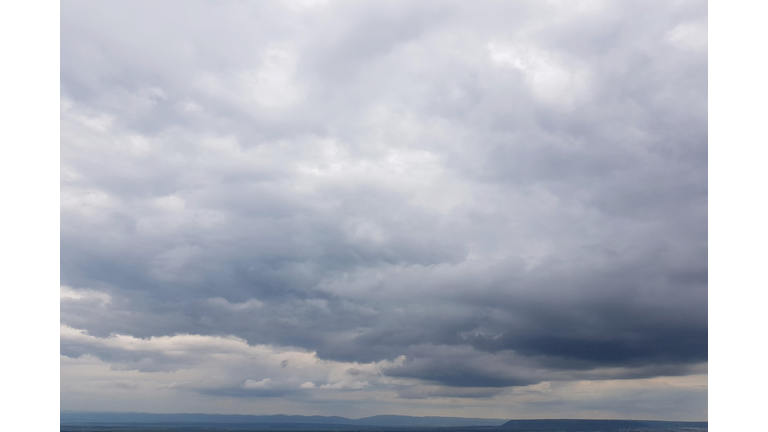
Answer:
60 412 707 430
60 411 508 427
501 419 708 431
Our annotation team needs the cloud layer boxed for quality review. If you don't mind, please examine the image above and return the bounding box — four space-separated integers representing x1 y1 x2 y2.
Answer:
61 0 707 420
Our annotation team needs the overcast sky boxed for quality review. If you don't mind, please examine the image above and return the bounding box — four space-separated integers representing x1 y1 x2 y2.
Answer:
60 0 707 420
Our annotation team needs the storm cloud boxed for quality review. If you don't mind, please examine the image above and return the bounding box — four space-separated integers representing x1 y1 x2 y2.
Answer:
61 0 707 420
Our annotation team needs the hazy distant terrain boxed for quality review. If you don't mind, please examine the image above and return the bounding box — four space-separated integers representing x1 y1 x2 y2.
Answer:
60 412 706 432
60 412 507 427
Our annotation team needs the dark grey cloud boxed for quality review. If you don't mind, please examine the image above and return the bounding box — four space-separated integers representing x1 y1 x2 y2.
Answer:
61 0 706 418
198 386 299 399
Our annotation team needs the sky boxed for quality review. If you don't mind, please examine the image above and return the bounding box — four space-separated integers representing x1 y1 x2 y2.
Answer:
60 0 707 421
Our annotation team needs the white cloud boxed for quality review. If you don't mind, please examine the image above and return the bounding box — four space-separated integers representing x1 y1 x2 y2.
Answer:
243 378 273 389
60 286 112 305
488 42 591 106
241 48 304 109
666 21 708 51
195 47 304 112
153 195 186 212
319 380 369 390
180 101 203 112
